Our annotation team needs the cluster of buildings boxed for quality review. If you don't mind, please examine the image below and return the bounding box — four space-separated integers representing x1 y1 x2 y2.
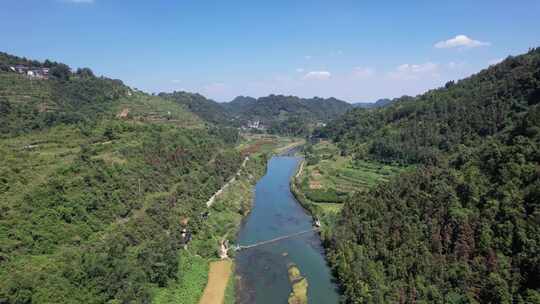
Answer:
9 65 50 79
242 120 266 131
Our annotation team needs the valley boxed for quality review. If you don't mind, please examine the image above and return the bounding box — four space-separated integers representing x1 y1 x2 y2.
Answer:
1 32 539 304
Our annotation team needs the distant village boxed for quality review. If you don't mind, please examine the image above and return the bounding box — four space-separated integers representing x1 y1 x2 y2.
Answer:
241 120 266 131
9 65 50 79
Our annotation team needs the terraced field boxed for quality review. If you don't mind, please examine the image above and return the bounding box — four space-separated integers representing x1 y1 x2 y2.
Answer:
112 94 203 128
294 140 410 215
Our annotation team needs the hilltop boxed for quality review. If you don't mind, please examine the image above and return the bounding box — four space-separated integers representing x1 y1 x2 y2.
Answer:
158 91 353 136
159 92 353 136
224 95 352 135
158 91 231 126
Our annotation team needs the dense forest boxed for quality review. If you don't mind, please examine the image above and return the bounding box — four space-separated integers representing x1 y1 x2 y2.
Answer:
0 53 243 303
158 91 233 126
158 91 353 136
319 48 540 303
224 94 353 135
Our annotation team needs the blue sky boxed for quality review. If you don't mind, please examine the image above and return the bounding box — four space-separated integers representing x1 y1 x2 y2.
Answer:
1 1 539 102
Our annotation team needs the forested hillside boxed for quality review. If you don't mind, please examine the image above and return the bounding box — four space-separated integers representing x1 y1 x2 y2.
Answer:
0 53 130 136
157 92 353 136
158 91 233 126
320 48 540 303
0 54 243 303
224 94 353 135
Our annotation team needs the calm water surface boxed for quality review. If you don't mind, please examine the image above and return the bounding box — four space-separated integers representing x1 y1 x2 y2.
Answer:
235 156 340 304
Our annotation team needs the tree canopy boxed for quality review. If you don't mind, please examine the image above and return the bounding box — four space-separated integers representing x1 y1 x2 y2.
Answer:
320 48 540 303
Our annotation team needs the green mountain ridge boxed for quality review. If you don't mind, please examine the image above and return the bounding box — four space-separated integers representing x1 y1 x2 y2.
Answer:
0 52 243 303
158 91 353 136
224 94 352 122
158 91 229 126
320 48 540 303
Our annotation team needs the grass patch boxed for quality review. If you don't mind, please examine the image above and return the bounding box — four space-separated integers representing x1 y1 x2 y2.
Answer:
223 263 236 304
152 253 209 304
238 133 303 156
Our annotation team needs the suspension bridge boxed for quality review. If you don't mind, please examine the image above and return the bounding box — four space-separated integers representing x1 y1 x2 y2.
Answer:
233 227 320 251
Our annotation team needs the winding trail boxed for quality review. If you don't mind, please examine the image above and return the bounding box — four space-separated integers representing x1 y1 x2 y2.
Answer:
295 160 305 179
206 156 249 207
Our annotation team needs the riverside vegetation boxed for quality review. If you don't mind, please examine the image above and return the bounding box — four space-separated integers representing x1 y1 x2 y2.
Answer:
152 143 270 304
287 263 309 304
291 140 409 236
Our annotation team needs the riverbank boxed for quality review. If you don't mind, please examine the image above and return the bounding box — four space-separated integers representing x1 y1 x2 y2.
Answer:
152 135 305 304
289 140 414 302
235 156 340 303
274 138 305 155
291 140 411 222
152 153 267 304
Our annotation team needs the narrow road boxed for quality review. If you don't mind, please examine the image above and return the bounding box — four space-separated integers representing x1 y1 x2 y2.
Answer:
206 156 249 207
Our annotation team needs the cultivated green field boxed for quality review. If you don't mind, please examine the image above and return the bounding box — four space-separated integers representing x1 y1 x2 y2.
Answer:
236 133 304 155
293 140 410 216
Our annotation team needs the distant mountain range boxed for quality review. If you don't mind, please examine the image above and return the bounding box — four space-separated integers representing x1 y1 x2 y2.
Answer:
224 94 352 122
159 92 354 135
158 91 227 125
352 98 393 108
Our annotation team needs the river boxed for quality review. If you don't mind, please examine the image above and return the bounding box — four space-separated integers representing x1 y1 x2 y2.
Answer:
235 156 340 303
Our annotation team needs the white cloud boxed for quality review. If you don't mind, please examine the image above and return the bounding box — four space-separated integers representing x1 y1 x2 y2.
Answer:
304 71 331 80
488 58 504 65
353 67 375 78
434 35 490 49
388 62 439 80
